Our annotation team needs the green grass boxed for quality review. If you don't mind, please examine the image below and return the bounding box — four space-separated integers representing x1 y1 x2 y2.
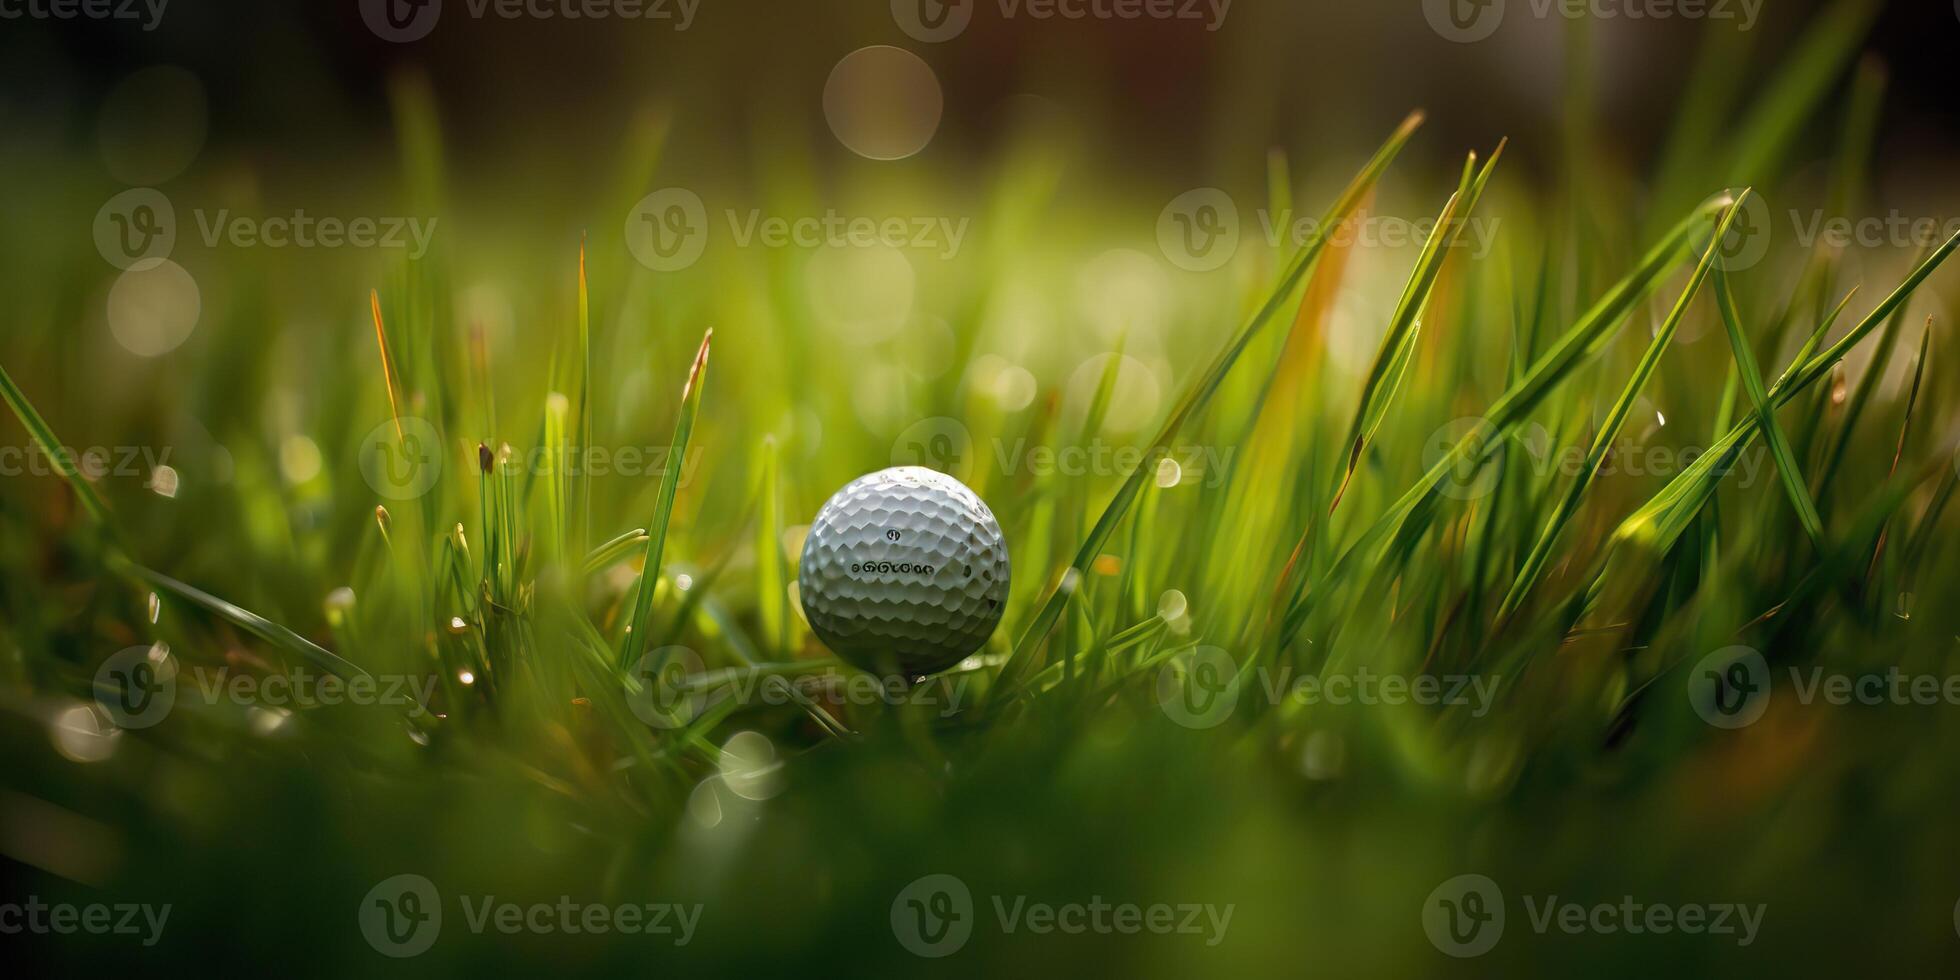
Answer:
5 2 1960 974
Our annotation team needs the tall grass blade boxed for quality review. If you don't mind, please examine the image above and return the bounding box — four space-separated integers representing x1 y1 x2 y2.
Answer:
618 329 713 668
1713 266 1825 549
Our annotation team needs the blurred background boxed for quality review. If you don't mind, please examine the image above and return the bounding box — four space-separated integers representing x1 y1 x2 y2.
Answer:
6 0 1960 976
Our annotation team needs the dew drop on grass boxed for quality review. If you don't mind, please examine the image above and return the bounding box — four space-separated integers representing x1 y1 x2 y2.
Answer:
1155 456 1182 488
1157 589 1189 628
50 704 119 764
323 587 354 627
1302 731 1345 781
147 592 160 624
687 781 724 829
720 731 783 802
147 465 178 498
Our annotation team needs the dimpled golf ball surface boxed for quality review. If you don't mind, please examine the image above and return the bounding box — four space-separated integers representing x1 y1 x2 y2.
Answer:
799 466 1009 676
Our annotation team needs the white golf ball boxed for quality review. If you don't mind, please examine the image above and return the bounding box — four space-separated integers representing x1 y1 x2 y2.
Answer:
798 466 1009 676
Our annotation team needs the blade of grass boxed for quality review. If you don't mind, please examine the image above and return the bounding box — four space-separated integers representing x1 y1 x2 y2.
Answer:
1330 142 1506 514
1495 193 1748 622
989 110 1427 695
1611 230 1959 556
1713 266 1825 549
1277 191 1737 647
0 361 114 528
618 328 712 668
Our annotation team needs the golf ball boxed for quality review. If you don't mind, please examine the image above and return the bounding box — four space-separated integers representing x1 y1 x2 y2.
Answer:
798 466 1009 676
